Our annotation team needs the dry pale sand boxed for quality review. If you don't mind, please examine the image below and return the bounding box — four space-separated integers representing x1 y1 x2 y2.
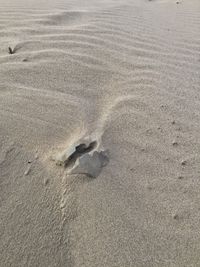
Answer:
0 0 200 266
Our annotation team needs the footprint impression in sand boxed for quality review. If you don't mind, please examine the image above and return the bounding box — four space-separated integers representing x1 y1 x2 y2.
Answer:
52 138 109 178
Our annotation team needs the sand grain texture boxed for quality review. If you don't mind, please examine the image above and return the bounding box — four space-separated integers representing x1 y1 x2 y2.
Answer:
0 0 200 266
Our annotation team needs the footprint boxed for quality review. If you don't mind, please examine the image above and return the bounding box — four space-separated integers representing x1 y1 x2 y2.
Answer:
53 139 109 178
65 141 97 167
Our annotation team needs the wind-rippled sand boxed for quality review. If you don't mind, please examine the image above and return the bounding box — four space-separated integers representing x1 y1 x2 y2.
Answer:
0 0 200 266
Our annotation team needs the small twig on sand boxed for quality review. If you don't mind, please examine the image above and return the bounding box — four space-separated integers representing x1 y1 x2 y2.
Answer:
8 47 14 54
8 46 18 54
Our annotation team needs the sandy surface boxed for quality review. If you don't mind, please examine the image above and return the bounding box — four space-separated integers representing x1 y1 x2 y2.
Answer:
0 0 200 266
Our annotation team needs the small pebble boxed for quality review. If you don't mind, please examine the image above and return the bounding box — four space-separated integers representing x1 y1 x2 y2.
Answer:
24 166 31 176
181 160 187 166
173 214 179 220
171 120 176 125
178 175 184 180
28 160 32 164
44 178 49 185
23 58 28 62
172 140 178 146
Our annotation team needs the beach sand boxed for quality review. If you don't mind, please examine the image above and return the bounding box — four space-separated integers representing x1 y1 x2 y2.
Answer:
0 0 200 266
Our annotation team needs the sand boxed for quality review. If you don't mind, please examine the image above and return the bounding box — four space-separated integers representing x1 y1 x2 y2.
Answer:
0 0 200 266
